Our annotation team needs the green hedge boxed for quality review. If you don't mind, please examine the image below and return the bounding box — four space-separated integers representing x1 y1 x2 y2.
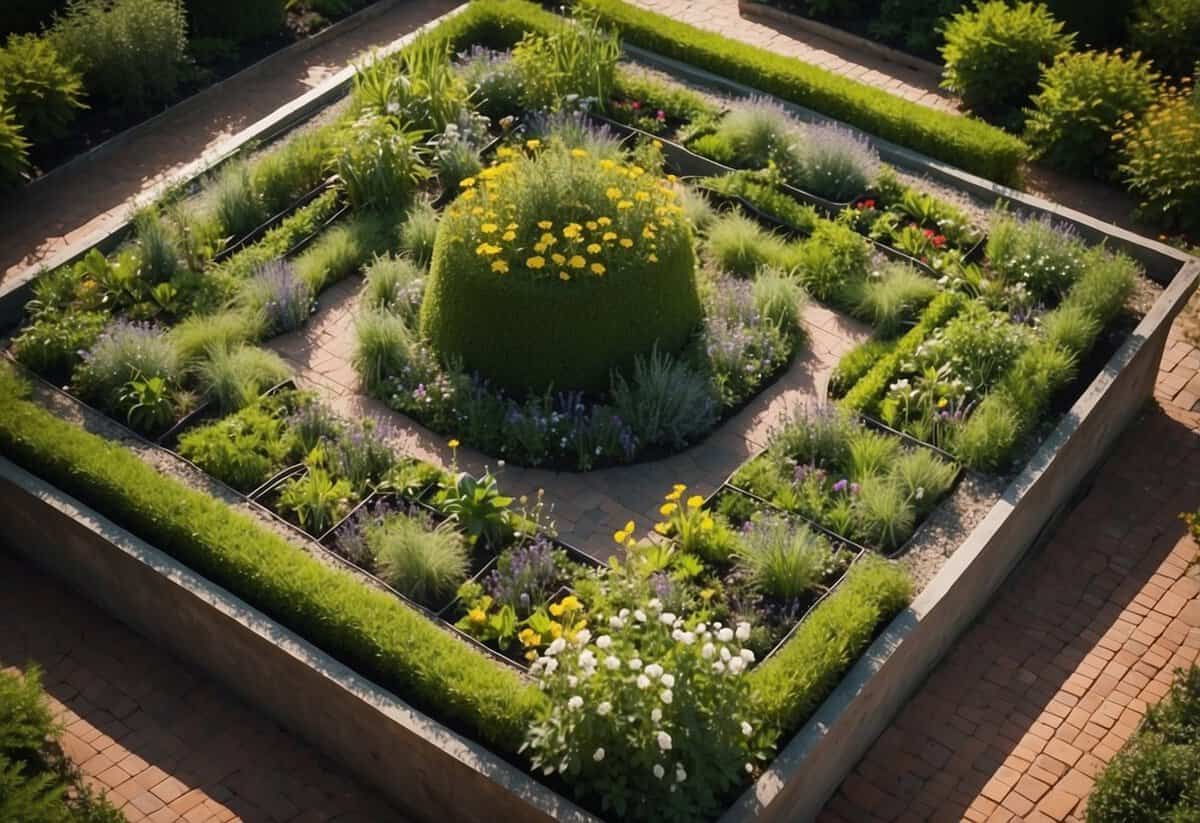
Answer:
576 0 1028 184
840 291 965 413
0 364 540 751
750 556 911 736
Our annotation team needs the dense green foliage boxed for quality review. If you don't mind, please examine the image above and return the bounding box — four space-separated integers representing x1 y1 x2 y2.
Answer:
1129 0 1200 77
1116 83 1200 234
0 33 85 144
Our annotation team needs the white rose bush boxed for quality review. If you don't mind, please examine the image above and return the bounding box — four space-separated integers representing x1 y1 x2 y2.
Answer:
522 597 768 821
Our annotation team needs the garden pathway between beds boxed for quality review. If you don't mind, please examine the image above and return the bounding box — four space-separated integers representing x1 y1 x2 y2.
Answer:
0 0 460 291
268 275 871 560
0 550 407 823
820 322 1200 823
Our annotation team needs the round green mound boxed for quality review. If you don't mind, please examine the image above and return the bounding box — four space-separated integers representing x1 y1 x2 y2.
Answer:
419 143 701 393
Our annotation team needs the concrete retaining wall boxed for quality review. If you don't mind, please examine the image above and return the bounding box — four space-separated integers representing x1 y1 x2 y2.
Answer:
0 461 597 823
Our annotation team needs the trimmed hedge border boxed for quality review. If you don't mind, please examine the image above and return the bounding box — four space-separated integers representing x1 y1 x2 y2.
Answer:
577 0 1029 185
0 361 911 774
840 291 966 413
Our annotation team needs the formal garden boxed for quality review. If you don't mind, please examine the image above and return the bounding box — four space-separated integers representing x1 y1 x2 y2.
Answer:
0 0 1195 821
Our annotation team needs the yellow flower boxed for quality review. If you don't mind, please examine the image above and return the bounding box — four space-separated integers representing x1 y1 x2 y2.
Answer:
597 216 612 226
937 397 948 409
643 227 656 239
460 188 476 201
502 230 516 241
617 200 633 210
549 621 563 638
496 146 514 158
549 602 564 617
602 231 618 241
700 588 715 602
540 232 556 245
587 243 602 254
590 262 606 275
562 224 581 239
701 516 714 531
551 253 566 265
619 238 633 248
538 220 553 230
559 271 571 281
526 256 546 269
585 221 598 230
475 243 502 256
606 187 622 200
481 222 498 233
526 138 541 150
459 177 476 188
687 495 704 510
518 628 542 647
654 521 670 535
448 438 460 449
613 520 636 544
635 191 651 202
673 483 687 493
525 649 538 662
660 502 678 516
648 253 659 263
653 139 663 149
560 595 582 611
568 255 586 269
599 159 616 169
506 222 517 230
570 148 588 157
468 607 485 624
491 260 509 274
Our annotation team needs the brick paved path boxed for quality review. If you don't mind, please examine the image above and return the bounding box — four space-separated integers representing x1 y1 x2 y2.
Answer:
820 323 1200 823
0 0 460 290
0 550 406 823
624 0 956 113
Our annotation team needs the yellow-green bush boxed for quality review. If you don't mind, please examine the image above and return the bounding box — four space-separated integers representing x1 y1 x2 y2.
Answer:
420 142 701 392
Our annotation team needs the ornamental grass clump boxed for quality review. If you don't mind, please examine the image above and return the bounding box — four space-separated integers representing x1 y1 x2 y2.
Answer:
397 199 440 267
791 122 880 202
193 344 290 415
524 598 767 822
735 515 833 601
611 346 717 449
363 254 425 322
420 139 700 393
849 261 939 337
367 511 470 607
704 212 788 278
236 259 313 337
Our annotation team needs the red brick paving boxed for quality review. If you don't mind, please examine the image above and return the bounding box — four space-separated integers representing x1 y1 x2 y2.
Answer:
0 551 406 823
821 322 1200 822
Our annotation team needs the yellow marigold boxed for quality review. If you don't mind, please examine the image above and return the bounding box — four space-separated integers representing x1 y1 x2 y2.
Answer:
538 220 553 230
687 495 704 510
540 232 556 245
525 649 538 662
502 230 516 241
587 243 601 254
475 243 502 256
619 238 633 248
526 138 541 149
461 188 476 201
505 222 517 230
602 231 618 241
459 177 476 188
549 602 565 617
562 224 581 239
551 252 566 265
617 200 633 210
590 262 605 275
613 520 636 544
518 628 541 647
481 222 498 233
496 146 514 158
568 255 586 269
491 260 509 274
701 515 714 531
585 220 598 230
654 521 671 535
642 227 656 239
526 256 546 269
630 165 645 177
597 216 612 226
635 191 651 202
448 439 460 448
468 607 486 624
648 253 659 263
599 159 616 169
560 595 582 611
470 206 483 215
606 187 622 200
660 502 678 516
533 242 547 254
570 148 588 157
559 271 571 281
549 621 563 638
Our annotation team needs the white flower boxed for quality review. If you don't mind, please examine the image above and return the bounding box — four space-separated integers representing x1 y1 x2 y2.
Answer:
593 747 605 762
745 763 754 774
728 657 746 675
718 627 734 642
645 663 664 679
578 650 596 669
647 598 662 612
659 612 676 626
712 661 725 674
567 675 578 688
677 631 695 645
660 689 673 705
609 616 624 629
740 648 756 663
604 655 621 671
543 658 559 675
596 635 612 649
720 647 732 662
741 721 753 736
701 642 715 659
546 638 566 656
736 622 751 642
597 701 612 716
660 673 675 688
628 658 643 670
634 610 647 623
653 764 665 780
567 695 583 711
675 765 687 783
657 731 672 751
637 674 651 689
696 623 707 633
651 708 662 723
573 629 592 647
619 608 630 618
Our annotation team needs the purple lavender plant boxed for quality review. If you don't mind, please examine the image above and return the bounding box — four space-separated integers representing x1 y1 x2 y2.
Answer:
485 536 568 616
793 122 880 202
247 259 313 336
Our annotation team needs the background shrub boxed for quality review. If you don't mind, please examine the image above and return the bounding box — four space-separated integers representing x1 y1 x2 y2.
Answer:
1129 0 1200 77
0 33 85 144
52 0 188 114
0 99 31 186
1116 83 1200 234
1025 50 1159 177
184 0 286 44
940 1 1074 124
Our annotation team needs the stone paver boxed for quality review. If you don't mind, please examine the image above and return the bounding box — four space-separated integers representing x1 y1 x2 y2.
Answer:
0 549 406 823
0 0 461 290
821 322 1200 823
269 276 870 558
624 0 957 113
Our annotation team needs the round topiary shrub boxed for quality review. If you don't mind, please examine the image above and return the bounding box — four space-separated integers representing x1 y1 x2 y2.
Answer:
420 141 701 393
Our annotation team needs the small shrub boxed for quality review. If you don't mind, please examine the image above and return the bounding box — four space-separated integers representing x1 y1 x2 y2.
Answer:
457 46 523 122
178 397 295 491
52 0 188 114
132 209 179 284
236 259 313 337
211 161 267 241
511 12 619 111
369 513 470 607
940 1 1074 123
11 310 108 377
829 337 895 398
363 254 425 322
431 122 485 194
752 265 806 334
793 221 871 303
792 122 880 202
708 96 797 168
334 115 430 212
0 101 31 187
846 429 902 481
193 344 290 414
73 320 181 405
277 468 352 535
353 309 415 394
854 476 915 551
986 211 1088 303
1116 83 1200 234
736 515 833 600
0 33 86 144
1129 0 1200 77
397 199 439 268
705 212 788 278
1025 50 1159 177
997 341 1076 419
893 449 957 514
611 347 718 449
1063 248 1137 330
850 261 939 336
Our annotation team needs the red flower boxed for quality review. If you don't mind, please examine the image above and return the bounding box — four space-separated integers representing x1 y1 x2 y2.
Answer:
857 198 876 210
656 109 666 121
631 100 641 110
932 234 947 248
922 227 935 238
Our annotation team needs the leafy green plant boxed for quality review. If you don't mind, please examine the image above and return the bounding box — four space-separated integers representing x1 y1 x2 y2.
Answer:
0 99 31 187
367 511 470 607
11 310 109 377
986 211 1088 304
73 320 182 410
939 0 1074 124
830 337 896 398
51 0 188 114
334 115 430 212
792 221 871 303
512 10 620 111
293 212 391 294
736 515 833 600
177 395 296 491
752 265 806 334
611 347 718 449
0 32 86 144
353 34 470 133
1025 50 1159 177
1116 82 1200 234
439 471 513 547
397 199 439 268
193 344 290 414
849 262 939 336
278 468 352 535
119 372 177 432
363 253 425 322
